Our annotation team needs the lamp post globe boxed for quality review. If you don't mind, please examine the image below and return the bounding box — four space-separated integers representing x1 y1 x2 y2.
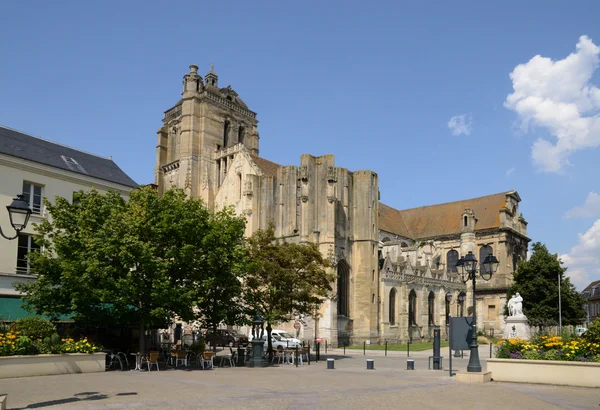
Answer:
1 195 33 240
455 250 498 373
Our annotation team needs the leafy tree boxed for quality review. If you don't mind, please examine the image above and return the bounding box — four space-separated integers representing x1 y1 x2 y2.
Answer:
16 187 214 352
191 207 248 351
506 242 586 330
583 317 600 344
244 224 334 359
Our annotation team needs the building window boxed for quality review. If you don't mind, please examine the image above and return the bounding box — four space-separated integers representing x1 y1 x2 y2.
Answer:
389 288 397 325
16 233 40 274
238 174 242 199
447 249 458 273
408 289 417 327
428 291 435 326
480 245 493 266
22 182 43 215
337 260 350 317
223 120 230 147
238 126 245 144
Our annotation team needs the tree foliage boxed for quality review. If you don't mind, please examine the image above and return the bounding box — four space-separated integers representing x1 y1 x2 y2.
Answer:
16 187 222 352
506 242 586 329
244 224 334 355
191 206 248 349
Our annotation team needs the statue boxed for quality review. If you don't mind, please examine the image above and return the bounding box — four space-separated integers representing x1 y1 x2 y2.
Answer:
507 293 524 317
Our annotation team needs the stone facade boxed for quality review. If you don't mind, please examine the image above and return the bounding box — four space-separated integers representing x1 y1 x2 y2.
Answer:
155 65 530 345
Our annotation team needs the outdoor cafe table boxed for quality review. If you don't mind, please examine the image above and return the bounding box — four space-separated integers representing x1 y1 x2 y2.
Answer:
130 352 145 371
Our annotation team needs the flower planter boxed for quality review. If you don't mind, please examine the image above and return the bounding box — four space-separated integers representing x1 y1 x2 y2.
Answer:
487 358 600 388
0 353 106 379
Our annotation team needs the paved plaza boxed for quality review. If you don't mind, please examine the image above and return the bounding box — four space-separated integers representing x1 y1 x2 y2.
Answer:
2 348 598 409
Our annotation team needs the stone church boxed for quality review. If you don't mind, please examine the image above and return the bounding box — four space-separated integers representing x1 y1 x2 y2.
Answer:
154 65 530 346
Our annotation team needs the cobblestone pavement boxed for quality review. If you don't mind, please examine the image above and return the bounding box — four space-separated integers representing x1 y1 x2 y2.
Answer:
1 349 598 410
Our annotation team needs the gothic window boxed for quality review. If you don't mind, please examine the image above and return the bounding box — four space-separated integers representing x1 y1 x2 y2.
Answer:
512 252 519 272
389 288 397 325
382 237 391 242
238 126 245 144
238 174 242 199
480 245 492 266
223 120 230 147
401 241 409 248
447 249 459 273
428 291 435 326
408 289 417 327
337 260 350 317
464 215 468 227
445 293 451 326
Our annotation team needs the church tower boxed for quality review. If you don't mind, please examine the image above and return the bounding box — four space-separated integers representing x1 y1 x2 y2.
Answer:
154 64 259 207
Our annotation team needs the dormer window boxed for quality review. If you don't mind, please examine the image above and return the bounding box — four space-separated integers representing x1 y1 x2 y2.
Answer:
61 155 87 174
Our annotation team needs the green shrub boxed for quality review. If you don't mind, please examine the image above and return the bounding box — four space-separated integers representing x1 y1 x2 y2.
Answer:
583 318 600 344
590 355 600 363
523 350 542 360
14 317 56 340
543 349 561 360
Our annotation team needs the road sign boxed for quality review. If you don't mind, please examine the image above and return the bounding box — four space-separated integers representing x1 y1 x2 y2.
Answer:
294 321 301 330
316 338 323 343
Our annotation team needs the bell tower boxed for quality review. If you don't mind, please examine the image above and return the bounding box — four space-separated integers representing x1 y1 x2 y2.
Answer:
154 64 259 208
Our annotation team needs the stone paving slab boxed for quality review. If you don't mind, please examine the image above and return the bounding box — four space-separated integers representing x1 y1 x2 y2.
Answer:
1 353 598 409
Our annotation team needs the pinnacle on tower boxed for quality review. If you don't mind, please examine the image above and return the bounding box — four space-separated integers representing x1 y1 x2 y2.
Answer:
205 63 218 88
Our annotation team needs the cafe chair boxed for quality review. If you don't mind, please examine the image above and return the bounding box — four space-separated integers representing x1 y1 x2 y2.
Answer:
147 351 160 372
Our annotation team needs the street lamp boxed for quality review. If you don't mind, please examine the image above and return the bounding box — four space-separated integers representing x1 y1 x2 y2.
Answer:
0 195 32 240
456 250 499 373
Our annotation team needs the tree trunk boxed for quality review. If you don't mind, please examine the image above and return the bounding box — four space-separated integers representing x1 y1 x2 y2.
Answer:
212 324 218 352
138 321 145 353
266 323 273 364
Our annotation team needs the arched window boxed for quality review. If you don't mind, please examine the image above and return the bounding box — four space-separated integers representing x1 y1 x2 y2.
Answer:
223 120 230 147
447 249 459 273
382 237 391 243
408 289 417 327
238 126 245 145
458 291 466 317
337 260 350 317
480 245 492 266
401 242 409 248
428 291 435 326
464 215 468 227
389 288 397 325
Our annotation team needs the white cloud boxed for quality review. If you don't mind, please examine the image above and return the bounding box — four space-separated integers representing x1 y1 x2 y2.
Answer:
564 192 600 219
561 219 600 290
505 167 515 177
505 35 600 173
448 114 472 136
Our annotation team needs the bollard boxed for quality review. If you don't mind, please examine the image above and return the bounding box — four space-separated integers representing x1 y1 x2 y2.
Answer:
316 342 320 362
295 345 299 367
407 359 415 370
490 343 493 358
327 358 335 370
385 341 388 357
343 343 346 355
407 341 410 357
432 327 441 370
363 341 366 355
325 340 328 354
308 342 311 365
366 359 375 370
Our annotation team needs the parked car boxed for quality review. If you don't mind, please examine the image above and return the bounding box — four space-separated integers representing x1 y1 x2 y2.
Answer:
250 329 301 351
575 327 587 337
205 329 249 347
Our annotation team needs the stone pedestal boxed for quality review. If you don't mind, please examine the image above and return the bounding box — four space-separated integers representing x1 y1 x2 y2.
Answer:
246 340 269 368
503 316 531 340
456 371 492 383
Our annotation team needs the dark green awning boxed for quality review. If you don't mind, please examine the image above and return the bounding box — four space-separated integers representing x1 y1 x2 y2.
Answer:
0 296 72 322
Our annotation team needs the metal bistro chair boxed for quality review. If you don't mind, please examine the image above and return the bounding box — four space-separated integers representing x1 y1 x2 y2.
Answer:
201 351 214 369
146 351 160 372
173 350 187 367
220 347 237 368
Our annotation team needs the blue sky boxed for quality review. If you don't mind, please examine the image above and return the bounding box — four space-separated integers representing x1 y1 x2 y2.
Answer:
1 1 599 289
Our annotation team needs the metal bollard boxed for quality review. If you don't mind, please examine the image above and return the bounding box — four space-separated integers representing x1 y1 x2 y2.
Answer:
296 345 299 367
327 358 335 370
385 341 388 356
407 359 415 370
366 359 374 370
363 341 366 355
325 340 328 354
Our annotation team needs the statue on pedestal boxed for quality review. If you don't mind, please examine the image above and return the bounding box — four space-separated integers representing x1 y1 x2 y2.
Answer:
507 293 524 317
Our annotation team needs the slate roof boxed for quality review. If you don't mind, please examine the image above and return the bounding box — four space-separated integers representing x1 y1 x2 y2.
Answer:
0 125 138 188
583 280 600 293
251 155 281 178
379 192 511 239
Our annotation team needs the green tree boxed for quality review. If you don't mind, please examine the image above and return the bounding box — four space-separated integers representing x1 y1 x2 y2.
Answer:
506 242 586 330
192 207 248 351
16 187 213 352
244 225 334 359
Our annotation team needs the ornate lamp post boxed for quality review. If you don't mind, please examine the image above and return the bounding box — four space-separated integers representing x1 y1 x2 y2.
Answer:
247 314 269 368
456 251 499 372
0 195 32 240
